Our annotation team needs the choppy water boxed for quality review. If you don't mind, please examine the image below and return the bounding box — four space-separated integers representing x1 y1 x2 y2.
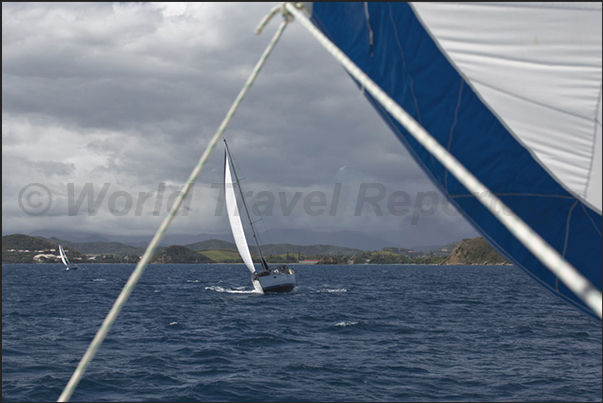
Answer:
2 264 601 402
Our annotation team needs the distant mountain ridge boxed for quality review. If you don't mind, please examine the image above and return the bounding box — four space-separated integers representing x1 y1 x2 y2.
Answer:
185 239 237 251
23 229 406 251
3 234 58 251
257 229 396 251
185 240 362 257
49 238 145 256
151 245 214 264
2 234 507 265
2 234 84 263
408 241 460 252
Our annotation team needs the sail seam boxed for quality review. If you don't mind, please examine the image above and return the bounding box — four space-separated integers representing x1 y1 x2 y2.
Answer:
364 2 374 55
468 76 597 125
450 193 574 199
583 81 602 201
563 200 578 258
443 47 601 72
581 203 603 237
388 3 422 126
445 81 464 191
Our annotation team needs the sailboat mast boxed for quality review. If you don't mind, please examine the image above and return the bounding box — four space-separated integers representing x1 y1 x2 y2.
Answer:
224 139 269 270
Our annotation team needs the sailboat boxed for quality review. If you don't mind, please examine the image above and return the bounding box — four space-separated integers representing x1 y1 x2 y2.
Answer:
223 139 295 293
55 4 601 400
58 244 78 270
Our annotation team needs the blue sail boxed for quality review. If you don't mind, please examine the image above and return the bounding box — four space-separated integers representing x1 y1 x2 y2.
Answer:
310 3 602 318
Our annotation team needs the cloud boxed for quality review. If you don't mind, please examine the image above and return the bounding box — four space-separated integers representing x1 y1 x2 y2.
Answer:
2 2 477 247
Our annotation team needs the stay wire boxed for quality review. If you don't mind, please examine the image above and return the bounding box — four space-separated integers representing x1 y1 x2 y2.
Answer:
57 14 291 402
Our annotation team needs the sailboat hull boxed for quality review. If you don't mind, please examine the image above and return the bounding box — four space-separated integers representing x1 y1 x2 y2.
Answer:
254 272 296 293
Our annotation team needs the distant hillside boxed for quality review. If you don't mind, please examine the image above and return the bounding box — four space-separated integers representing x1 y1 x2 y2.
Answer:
253 243 362 257
27 230 113 243
151 245 215 264
49 238 144 256
352 250 447 265
407 241 460 252
197 249 244 263
440 241 461 252
3 234 58 251
2 234 83 263
4 234 507 266
256 229 396 251
382 247 414 254
187 239 362 257
26 229 398 251
317 255 348 265
443 237 509 265
186 239 237 251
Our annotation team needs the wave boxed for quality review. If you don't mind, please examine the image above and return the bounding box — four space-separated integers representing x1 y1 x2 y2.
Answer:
315 288 347 293
335 321 358 327
204 286 259 294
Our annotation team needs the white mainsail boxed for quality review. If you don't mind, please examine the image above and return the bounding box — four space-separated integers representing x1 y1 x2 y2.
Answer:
59 245 69 267
224 152 257 274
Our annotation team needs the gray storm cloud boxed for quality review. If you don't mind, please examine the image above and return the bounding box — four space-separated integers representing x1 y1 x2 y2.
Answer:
2 2 477 248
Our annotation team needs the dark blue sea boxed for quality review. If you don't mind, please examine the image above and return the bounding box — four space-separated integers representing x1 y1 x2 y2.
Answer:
2 264 601 402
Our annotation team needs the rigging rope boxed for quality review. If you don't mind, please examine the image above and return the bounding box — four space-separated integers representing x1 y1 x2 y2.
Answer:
283 2 602 319
57 3 601 401
57 13 291 402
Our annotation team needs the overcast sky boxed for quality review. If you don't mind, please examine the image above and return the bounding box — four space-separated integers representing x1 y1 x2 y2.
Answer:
2 2 478 247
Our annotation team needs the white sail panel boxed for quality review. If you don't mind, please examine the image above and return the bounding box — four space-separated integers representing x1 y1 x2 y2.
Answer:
59 245 68 266
411 2 602 212
224 154 257 273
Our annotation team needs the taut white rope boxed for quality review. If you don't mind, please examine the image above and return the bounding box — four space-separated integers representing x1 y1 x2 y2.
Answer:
57 16 291 403
284 2 602 319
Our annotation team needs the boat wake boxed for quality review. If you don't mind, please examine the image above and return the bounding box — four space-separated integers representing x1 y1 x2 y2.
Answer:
204 285 260 294
335 321 358 327
315 288 347 293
